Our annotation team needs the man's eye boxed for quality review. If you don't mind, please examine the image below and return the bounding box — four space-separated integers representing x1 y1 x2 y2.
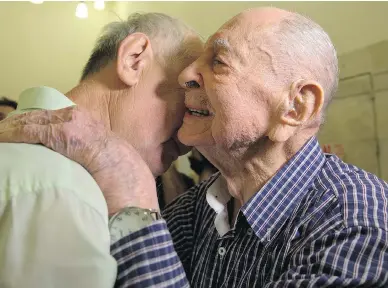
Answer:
212 58 223 66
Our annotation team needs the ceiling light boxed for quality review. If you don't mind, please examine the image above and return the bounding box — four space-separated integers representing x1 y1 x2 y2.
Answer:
94 0 105 11
76 2 88 19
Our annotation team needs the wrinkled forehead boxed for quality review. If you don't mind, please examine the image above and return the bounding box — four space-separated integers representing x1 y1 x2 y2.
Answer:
206 10 281 50
205 14 257 54
205 27 249 64
205 14 282 67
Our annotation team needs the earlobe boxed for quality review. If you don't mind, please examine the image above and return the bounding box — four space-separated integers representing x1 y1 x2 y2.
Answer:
116 33 153 87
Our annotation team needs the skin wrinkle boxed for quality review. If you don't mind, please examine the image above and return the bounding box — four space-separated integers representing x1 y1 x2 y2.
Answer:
178 7 334 212
213 38 231 53
0 9 336 216
254 38 278 78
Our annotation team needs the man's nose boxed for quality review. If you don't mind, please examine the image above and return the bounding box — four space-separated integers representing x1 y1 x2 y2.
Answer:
178 62 203 90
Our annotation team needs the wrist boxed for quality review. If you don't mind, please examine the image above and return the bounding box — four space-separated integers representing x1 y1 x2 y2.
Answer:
108 200 160 217
108 206 162 244
86 136 160 215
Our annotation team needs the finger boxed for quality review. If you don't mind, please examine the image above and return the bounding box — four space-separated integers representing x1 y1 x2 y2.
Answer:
0 124 52 146
0 111 52 131
0 106 78 131
45 106 80 123
30 106 88 125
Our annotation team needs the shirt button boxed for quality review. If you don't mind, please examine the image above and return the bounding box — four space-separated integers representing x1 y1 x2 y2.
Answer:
218 247 226 256
247 228 253 236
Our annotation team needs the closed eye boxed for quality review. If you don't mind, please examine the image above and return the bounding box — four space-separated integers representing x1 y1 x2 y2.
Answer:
212 58 224 66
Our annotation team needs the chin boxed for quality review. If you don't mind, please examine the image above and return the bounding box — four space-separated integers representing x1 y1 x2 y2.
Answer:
178 131 214 148
177 130 199 147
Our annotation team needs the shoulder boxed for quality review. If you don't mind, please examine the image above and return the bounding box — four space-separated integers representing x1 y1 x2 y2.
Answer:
316 155 388 231
0 143 107 217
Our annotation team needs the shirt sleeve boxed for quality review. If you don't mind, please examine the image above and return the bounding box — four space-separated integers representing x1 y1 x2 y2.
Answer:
111 220 190 288
0 188 117 288
162 186 200 276
110 182 206 288
265 226 388 287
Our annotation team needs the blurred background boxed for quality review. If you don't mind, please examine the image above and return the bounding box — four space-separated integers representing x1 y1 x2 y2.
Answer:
1 1 387 182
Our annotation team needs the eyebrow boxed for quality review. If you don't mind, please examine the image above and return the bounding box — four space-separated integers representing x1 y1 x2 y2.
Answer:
213 38 231 52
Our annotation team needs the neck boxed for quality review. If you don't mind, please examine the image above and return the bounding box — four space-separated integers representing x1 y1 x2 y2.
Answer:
65 80 112 130
220 133 314 207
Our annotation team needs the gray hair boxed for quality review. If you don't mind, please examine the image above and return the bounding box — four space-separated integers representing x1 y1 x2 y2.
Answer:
81 12 197 80
269 13 339 119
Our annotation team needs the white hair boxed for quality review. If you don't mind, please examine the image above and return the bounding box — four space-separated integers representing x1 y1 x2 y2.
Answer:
270 13 339 113
81 12 198 80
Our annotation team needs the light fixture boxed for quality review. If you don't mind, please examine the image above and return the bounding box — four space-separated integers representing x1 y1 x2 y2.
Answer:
94 0 105 11
75 1 88 19
30 0 44 3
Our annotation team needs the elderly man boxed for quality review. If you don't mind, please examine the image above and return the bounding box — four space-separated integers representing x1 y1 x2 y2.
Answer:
0 13 202 288
1 7 387 288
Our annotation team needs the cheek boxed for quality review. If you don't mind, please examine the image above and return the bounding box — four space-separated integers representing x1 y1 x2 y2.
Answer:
211 104 270 150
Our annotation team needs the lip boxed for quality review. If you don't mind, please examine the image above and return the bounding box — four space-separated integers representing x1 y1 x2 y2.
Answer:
185 105 214 116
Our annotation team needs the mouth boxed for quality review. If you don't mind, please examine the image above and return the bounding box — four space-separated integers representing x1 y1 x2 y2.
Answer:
186 107 213 117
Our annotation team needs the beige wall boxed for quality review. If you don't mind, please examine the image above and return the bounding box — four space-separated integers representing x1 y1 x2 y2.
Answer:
319 41 388 181
0 2 118 100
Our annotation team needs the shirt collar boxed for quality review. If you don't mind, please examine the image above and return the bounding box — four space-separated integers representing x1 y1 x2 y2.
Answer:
241 137 326 243
206 174 231 236
205 137 326 241
9 86 75 117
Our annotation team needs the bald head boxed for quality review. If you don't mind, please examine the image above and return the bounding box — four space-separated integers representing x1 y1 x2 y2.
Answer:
226 7 338 117
272 11 338 112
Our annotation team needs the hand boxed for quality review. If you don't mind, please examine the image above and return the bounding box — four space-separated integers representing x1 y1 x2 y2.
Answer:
0 107 159 215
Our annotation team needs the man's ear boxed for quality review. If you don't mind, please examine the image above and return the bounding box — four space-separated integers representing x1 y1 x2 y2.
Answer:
116 32 153 87
268 79 324 142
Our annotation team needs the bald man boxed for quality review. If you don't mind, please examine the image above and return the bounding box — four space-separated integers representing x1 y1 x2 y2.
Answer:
0 7 387 288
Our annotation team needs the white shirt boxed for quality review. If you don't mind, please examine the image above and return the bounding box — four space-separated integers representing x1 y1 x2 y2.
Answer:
0 87 116 288
206 174 233 237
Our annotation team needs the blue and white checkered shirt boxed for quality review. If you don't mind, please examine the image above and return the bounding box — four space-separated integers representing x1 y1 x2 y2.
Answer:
111 137 388 287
